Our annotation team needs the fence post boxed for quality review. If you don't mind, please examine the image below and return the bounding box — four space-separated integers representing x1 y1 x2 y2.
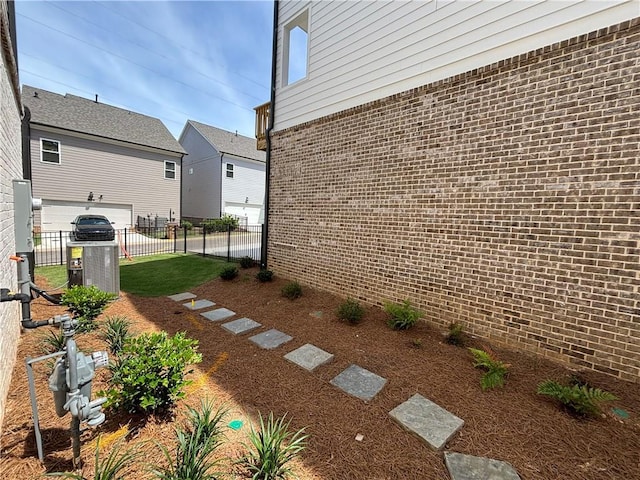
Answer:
59 231 63 265
124 228 128 253
183 226 187 254
202 227 206 257
227 224 231 262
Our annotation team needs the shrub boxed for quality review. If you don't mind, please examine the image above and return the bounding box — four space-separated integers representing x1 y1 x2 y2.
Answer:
281 281 302 300
181 220 193 231
240 256 255 269
336 298 364 325
445 322 465 346
60 285 117 331
383 300 422 330
239 412 308 480
537 379 618 417
220 265 239 280
105 331 202 414
103 315 131 356
256 269 274 283
469 348 510 390
41 329 67 354
201 214 239 233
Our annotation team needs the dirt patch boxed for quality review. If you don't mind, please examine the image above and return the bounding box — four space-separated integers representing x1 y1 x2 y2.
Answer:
1 268 639 479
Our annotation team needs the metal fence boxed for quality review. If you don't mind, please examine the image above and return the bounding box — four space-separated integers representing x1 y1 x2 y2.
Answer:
34 225 263 267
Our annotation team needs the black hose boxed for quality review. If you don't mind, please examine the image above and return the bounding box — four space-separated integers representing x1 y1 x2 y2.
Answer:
31 285 61 305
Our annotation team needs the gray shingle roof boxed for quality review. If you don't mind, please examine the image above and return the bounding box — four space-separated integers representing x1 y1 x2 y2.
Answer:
22 85 185 155
186 120 265 162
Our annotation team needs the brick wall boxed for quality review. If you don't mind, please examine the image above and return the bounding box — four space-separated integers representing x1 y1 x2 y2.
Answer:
268 19 640 382
0 0 23 435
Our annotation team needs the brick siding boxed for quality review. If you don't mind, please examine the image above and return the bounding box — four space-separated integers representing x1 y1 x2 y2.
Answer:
268 19 640 382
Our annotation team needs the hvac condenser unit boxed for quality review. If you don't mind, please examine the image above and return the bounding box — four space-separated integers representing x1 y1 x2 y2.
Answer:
67 241 120 295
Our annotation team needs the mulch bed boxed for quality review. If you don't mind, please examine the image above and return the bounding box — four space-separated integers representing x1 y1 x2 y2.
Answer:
1 267 639 479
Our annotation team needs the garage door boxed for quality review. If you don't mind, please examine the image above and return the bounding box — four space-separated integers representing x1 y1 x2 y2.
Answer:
41 200 132 231
224 203 262 225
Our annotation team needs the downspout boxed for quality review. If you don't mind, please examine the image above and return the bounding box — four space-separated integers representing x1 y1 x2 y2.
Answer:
178 153 184 223
261 0 279 269
220 152 225 218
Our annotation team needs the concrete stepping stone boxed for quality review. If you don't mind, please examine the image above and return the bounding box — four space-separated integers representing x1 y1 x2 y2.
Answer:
444 452 521 480
200 308 235 322
249 329 293 349
330 364 387 402
183 299 215 310
168 292 196 302
389 393 464 450
222 317 261 334
284 344 334 371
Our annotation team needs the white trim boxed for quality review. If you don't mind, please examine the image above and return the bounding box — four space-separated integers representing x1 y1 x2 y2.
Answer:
40 137 61 164
282 7 310 87
164 160 176 180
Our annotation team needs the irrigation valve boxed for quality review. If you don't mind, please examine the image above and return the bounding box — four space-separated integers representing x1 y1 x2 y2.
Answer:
49 350 109 427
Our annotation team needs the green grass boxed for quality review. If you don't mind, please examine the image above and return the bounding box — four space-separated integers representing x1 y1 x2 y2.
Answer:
35 265 68 289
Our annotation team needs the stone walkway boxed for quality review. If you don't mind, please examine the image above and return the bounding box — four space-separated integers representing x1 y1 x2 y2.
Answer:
168 292 521 480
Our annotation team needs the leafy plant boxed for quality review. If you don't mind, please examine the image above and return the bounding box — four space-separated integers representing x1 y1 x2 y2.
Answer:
281 281 302 300
41 328 67 354
60 285 117 330
537 379 618 417
240 256 255 269
239 412 308 480
445 322 465 346
181 220 193 231
220 265 239 280
469 348 510 390
104 331 202 413
201 215 239 233
336 298 364 325
103 315 131 356
383 300 422 330
48 435 138 479
152 399 227 480
256 269 274 283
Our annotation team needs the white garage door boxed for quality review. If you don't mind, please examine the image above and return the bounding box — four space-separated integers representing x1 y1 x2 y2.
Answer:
41 200 132 231
224 203 262 225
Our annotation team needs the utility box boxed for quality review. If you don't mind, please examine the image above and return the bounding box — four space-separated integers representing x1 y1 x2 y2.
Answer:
67 241 120 295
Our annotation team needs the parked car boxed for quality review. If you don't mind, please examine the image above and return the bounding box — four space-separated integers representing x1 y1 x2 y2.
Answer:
71 215 115 241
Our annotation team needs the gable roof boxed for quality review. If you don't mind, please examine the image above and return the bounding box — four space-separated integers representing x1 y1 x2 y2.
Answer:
22 85 185 155
185 120 265 162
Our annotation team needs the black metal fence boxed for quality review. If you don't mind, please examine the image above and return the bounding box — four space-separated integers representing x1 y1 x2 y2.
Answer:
34 225 263 267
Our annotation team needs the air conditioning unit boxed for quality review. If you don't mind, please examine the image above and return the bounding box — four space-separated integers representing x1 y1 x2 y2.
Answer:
67 241 120 295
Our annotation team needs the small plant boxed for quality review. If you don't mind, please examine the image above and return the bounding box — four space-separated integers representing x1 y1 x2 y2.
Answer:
41 329 67 354
240 256 255 269
60 285 117 330
239 412 308 480
445 322 465 346
181 220 193 231
220 265 239 280
201 214 239 233
537 379 618 417
469 348 510 390
281 281 302 300
256 269 274 283
383 300 422 330
152 399 226 480
104 331 202 414
411 338 423 349
103 315 131 356
336 298 365 325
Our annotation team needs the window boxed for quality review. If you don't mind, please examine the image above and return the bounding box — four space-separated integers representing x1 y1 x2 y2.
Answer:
164 161 176 179
226 163 234 178
283 9 309 86
41 138 60 164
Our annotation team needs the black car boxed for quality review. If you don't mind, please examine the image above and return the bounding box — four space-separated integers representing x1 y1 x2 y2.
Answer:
71 215 116 241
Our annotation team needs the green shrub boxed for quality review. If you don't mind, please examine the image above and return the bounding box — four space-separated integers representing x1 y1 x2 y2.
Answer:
469 348 510 390
383 300 422 330
104 331 202 414
239 412 308 480
181 220 193 231
220 265 238 280
102 315 131 356
201 214 239 233
41 329 67 354
537 379 618 417
281 281 302 300
445 322 465 346
60 285 117 330
240 256 255 269
256 269 274 283
336 298 364 325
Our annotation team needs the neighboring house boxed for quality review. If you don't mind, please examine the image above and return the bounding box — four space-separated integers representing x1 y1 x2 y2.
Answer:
260 1 640 381
179 120 265 225
22 85 185 231
0 0 23 435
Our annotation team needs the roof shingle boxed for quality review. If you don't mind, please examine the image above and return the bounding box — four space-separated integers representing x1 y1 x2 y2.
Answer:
186 120 265 162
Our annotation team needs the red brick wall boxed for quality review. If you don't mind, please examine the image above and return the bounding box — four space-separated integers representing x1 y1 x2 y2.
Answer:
268 19 640 382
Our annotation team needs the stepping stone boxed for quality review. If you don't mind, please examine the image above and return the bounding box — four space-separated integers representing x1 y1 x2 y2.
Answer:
389 393 464 450
222 317 261 334
330 364 387 402
183 299 215 310
284 344 334 371
444 452 521 480
201 308 235 322
168 292 196 302
249 329 293 349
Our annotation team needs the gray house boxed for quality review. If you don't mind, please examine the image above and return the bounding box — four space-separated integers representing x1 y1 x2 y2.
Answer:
22 85 186 231
179 120 265 225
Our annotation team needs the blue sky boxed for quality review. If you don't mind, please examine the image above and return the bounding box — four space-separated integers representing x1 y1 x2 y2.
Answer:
15 0 274 139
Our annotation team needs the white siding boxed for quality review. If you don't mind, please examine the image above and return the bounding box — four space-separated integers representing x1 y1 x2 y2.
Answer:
274 0 638 131
221 155 266 224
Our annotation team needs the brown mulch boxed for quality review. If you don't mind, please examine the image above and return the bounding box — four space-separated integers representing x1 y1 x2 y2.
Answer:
1 267 639 479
